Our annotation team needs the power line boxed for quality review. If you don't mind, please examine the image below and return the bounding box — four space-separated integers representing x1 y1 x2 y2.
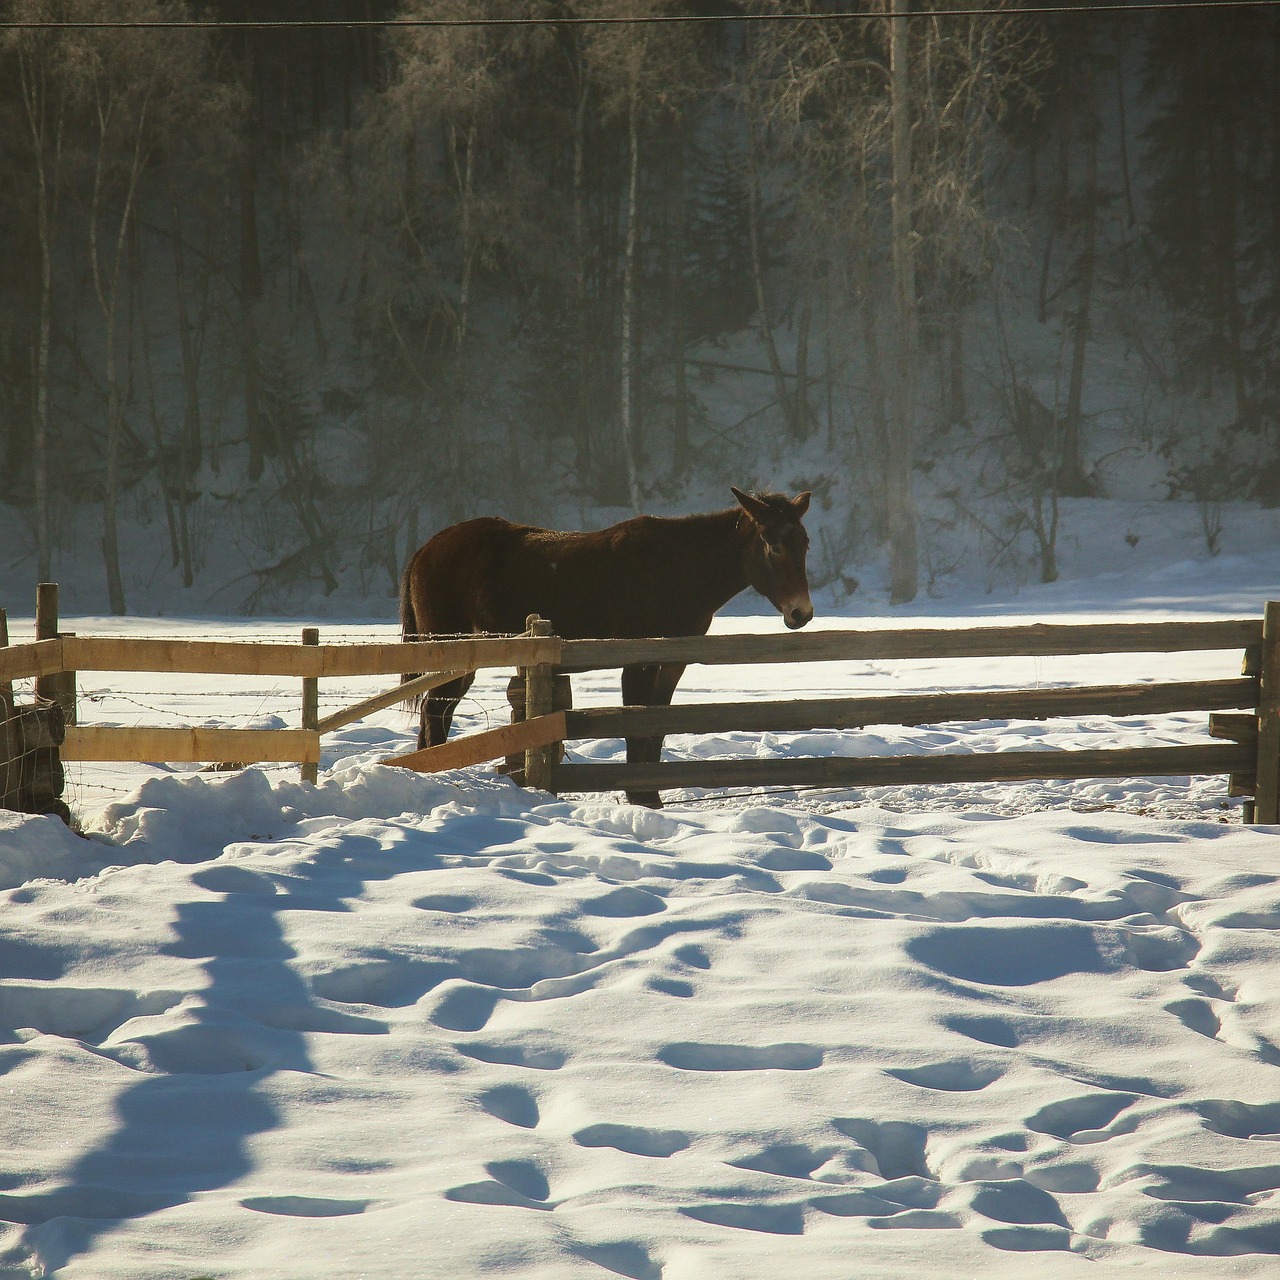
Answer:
3 0 1280 30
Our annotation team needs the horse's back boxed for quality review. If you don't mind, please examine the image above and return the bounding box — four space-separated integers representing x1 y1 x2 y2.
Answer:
404 509 732 640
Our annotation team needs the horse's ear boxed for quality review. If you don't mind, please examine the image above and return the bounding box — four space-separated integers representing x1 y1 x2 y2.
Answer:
792 491 811 517
732 486 771 524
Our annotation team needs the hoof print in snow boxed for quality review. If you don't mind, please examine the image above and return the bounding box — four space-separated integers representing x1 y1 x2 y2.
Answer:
981 1224 1073 1252
571 1240 663 1280
240 1195 370 1218
1164 997 1222 1039
731 1143 839 1180
191 866 279 896
1025 1092 1138 1142
757 848 833 872
478 1084 540 1129
582 887 666 918
309 958 447 1008
573 1123 690 1158
886 1060 1004 1092
456 1040 568 1071
430 985 500 1033
657 1042 823 1072
680 1201 805 1235
942 1014 1022 1048
646 977 694 998
445 1160 551 1210
412 893 477 913
832 1119 932 1182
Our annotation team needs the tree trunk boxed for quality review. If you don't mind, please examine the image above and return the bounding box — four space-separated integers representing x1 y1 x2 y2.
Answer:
670 121 690 478
1114 23 1136 229
91 86 145 615
573 75 593 478
794 302 813 441
1061 52 1096 496
619 73 643 512
239 141 265 482
745 87 798 439
888 0 919 605
1211 107 1249 426
17 44 60 582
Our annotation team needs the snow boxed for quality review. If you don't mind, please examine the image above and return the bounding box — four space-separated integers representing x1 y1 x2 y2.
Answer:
2 514 1280 1277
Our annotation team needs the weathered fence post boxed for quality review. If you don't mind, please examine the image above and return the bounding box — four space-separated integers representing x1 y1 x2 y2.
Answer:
1 600 69 822
0 607 13 719
1 608 15 806
34 582 75 725
1253 601 1280 824
524 615 559 792
301 627 319 784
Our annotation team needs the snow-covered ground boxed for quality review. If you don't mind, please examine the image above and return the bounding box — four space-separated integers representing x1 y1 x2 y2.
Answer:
2 514 1280 1278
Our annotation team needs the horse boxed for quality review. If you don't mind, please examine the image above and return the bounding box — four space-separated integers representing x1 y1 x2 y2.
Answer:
399 487 814 807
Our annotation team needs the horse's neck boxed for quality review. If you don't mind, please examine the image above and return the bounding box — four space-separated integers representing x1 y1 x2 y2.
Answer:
681 508 753 612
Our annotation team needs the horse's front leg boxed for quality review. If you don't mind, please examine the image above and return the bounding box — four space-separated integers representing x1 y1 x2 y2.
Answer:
620 662 686 808
421 673 475 750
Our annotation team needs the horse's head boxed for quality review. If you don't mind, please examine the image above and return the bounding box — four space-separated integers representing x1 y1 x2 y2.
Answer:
732 487 815 630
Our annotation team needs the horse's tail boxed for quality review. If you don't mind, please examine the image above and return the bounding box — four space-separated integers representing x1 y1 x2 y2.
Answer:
399 556 426 712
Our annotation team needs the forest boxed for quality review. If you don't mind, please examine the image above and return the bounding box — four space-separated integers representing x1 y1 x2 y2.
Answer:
0 0 1277 614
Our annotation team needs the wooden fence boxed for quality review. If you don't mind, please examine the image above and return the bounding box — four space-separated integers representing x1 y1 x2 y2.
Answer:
1 585 1277 823
338 608 1279 822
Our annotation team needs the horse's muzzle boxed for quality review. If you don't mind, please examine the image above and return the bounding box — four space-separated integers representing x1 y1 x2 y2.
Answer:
784 602 814 629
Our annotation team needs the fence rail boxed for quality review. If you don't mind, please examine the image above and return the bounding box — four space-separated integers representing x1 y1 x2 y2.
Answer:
559 678 1260 738
552 744 1256 796
559 618 1262 667
0 634 558 681
1 584 1277 823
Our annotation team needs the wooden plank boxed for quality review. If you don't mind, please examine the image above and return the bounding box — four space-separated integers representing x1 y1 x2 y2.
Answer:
316 669 469 734
62 726 320 764
0 639 65 683
550 743 1254 795
561 619 1261 670
381 712 568 776
563 678 1260 740
1209 713 1258 743
58 635 561 678
1254 602 1280 822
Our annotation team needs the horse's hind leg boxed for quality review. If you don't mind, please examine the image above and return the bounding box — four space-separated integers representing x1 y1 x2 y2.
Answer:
420 673 475 750
621 662 685 808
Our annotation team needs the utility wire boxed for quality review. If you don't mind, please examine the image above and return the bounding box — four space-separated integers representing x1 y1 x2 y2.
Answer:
3 0 1280 29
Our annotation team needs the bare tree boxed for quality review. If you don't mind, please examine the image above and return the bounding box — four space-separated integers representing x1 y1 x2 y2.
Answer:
76 2 227 612
756 1 1043 602
5 0 73 581
577 0 705 509
338 0 549 520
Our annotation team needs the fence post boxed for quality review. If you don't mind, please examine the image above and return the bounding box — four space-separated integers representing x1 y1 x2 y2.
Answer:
0 607 12 719
301 627 319 784
524 615 558 791
1 608 14 807
1254 601 1280 824
34 582 75 725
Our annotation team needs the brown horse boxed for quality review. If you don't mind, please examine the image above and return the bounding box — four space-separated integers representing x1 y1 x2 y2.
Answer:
399 487 814 806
